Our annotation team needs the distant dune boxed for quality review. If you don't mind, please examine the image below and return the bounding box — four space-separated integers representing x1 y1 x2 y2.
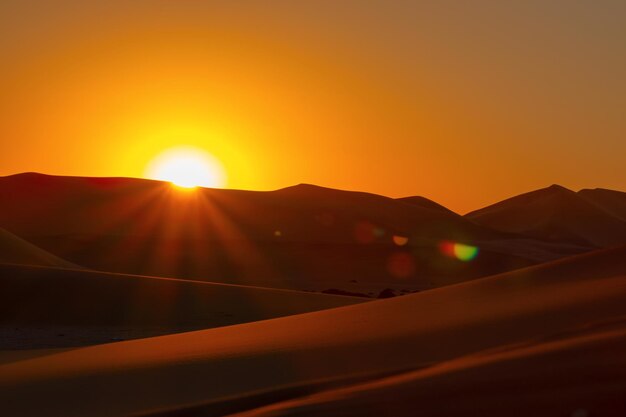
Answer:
0 173 594 294
466 184 626 247
0 263 364 348
578 187 626 222
0 227 76 268
0 173 490 242
395 195 458 215
1 246 624 416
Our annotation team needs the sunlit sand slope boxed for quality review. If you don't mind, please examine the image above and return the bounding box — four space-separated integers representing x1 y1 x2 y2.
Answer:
0 246 624 416
232 328 626 417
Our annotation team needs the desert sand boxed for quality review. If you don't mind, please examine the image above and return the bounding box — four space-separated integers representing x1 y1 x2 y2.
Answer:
0 263 364 349
0 174 591 295
3 1 625 414
0 227 77 269
578 188 626 222
231 327 626 417
1 175 625 416
1 245 624 416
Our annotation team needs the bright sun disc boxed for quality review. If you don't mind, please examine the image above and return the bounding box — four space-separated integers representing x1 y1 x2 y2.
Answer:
145 146 226 189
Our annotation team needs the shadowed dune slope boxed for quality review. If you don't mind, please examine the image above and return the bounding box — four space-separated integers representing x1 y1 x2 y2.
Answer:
0 227 76 268
0 246 624 417
0 264 364 329
466 184 626 247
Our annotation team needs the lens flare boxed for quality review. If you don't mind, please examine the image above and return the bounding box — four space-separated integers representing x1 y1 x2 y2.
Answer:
392 235 409 246
454 243 479 261
439 241 479 262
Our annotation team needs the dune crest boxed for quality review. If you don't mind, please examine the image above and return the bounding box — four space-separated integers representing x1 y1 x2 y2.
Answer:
466 184 626 247
0 173 600 295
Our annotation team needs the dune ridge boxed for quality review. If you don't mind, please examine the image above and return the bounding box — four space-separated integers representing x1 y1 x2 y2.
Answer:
466 184 626 247
0 173 595 294
0 174 513 292
578 187 626 222
0 173 490 242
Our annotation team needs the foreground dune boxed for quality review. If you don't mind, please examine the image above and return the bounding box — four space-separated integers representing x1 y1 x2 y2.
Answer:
0 246 624 416
232 327 626 417
0 264 364 348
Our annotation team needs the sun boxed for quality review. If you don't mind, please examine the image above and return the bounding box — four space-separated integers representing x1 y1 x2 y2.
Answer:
145 146 227 189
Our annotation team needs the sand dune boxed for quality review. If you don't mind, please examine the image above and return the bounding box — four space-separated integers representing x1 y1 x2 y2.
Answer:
0 173 491 243
579 187 626 222
0 227 76 268
232 327 626 417
466 184 626 247
0 173 582 293
0 264 364 348
0 348 69 366
395 195 458 215
0 246 624 416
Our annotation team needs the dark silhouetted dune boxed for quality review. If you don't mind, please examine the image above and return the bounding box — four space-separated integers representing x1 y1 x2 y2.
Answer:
0 263 364 348
0 227 76 268
578 187 626 222
1 246 623 416
466 184 626 247
395 195 458 215
0 173 564 293
0 174 487 243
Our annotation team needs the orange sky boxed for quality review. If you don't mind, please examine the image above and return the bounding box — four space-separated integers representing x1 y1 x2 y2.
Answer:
1 1 624 213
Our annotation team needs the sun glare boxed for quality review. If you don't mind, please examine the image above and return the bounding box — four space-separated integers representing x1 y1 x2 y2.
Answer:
145 146 227 189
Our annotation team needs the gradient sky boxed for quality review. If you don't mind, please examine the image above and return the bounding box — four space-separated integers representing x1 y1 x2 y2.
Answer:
1 0 624 213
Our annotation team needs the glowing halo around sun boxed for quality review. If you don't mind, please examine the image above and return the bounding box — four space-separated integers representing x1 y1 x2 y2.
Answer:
145 146 227 189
